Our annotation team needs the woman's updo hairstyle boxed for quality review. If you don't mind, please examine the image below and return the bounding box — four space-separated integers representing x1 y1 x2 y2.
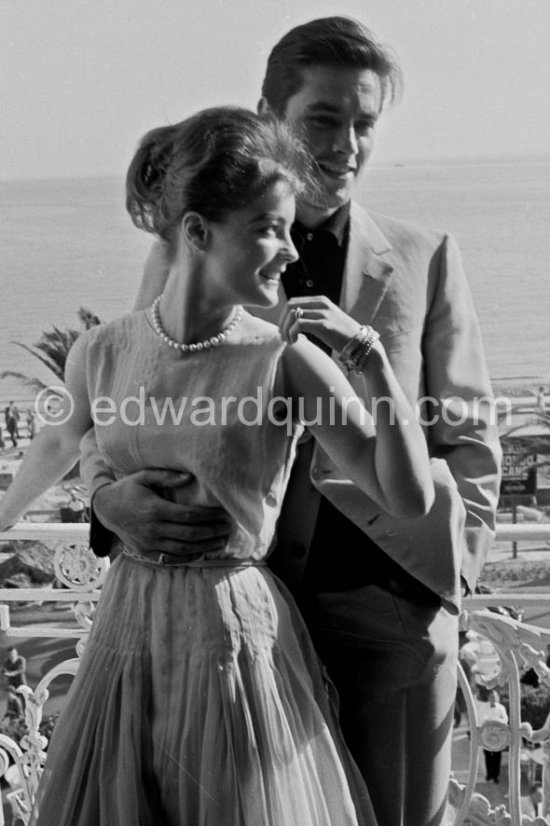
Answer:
126 106 315 245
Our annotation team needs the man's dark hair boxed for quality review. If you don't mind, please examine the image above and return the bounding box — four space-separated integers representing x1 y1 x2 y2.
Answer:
261 16 402 116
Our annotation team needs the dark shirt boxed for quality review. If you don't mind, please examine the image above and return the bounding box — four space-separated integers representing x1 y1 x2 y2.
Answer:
3 655 26 689
286 203 349 312
282 206 433 598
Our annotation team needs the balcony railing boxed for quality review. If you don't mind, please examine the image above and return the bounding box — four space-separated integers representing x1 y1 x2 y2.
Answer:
0 525 105 824
0 523 550 825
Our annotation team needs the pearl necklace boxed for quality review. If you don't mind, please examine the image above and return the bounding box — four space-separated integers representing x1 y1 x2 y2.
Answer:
151 295 244 353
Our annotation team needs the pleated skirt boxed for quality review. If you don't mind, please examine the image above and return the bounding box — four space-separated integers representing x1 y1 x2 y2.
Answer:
30 553 376 826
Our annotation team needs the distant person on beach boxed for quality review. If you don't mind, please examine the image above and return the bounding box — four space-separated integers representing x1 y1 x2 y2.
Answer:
80 16 502 826
4 402 19 448
3 646 26 689
9 402 20 437
535 386 547 418
26 408 36 440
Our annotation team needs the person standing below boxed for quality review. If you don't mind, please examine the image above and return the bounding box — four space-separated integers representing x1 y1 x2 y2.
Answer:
481 690 508 783
520 782 544 818
82 17 501 826
67 489 87 523
3 646 26 689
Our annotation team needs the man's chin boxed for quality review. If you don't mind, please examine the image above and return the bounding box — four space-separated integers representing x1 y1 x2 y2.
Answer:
307 177 352 210
305 189 351 213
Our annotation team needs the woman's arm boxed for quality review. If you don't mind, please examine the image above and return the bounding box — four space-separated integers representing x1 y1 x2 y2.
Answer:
0 336 93 530
282 335 434 518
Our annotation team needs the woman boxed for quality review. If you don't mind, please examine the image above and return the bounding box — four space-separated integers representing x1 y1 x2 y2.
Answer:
0 107 433 825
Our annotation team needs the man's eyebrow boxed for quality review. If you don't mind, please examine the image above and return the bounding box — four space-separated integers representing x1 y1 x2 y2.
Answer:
305 102 341 114
306 102 379 120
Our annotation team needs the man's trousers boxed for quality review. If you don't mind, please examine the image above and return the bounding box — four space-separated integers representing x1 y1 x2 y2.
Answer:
317 582 458 826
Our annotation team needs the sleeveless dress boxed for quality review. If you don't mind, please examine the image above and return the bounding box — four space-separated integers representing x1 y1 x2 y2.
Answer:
31 310 377 826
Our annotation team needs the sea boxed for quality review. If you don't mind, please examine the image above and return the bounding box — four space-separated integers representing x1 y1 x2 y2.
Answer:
1 158 549 405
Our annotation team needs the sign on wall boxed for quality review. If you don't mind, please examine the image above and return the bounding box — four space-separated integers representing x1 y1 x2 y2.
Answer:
500 446 537 497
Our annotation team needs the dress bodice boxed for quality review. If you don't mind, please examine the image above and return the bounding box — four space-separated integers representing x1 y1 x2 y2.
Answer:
81 310 302 560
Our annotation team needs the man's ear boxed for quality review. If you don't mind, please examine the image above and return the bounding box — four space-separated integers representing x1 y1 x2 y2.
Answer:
181 211 208 251
257 97 273 116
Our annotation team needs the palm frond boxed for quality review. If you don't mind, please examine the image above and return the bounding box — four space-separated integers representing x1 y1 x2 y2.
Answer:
78 308 101 329
11 342 68 382
2 309 102 390
0 371 49 393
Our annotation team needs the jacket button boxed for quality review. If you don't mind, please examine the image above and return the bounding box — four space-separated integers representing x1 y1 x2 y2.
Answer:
266 492 277 507
311 466 321 481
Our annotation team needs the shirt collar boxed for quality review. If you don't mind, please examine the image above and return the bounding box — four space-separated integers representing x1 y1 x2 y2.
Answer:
293 201 351 248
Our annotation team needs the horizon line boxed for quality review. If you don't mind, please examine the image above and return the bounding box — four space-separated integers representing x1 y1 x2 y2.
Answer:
2 152 550 185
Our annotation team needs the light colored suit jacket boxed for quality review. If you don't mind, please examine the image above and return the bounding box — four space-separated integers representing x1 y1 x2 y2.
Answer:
253 202 501 611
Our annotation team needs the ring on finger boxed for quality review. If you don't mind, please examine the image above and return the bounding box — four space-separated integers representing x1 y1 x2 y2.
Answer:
294 307 304 320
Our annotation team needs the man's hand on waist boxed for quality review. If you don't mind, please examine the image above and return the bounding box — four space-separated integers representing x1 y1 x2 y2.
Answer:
93 469 232 556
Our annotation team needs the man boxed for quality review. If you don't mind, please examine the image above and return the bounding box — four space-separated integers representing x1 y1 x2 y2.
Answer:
4 402 19 448
480 689 508 783
3 646 26 689
81 17 501 826
67 489 87 523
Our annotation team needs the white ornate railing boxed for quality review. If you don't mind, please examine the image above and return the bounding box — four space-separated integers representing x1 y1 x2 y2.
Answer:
452 599 550 825
0 525 107 824
0 522 549 824
449 519 550 825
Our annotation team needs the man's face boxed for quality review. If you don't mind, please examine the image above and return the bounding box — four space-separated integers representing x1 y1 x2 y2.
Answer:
282 64 382 211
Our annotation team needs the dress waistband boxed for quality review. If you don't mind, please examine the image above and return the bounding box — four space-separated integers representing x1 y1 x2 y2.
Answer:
122 548 267 570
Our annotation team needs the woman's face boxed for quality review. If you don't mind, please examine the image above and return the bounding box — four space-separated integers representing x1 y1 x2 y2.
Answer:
204 179 299 308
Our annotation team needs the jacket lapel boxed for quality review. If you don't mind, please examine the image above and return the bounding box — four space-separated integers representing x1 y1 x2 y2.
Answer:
341 203 394 323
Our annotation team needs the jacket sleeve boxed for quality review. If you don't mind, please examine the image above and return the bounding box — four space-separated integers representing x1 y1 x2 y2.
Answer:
422 233 502 591
79 427 117 558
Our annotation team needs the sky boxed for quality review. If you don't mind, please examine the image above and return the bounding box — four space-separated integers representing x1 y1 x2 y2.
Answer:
1 0 550 180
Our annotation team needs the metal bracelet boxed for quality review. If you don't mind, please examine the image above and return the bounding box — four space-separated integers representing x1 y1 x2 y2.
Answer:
338 325 380 374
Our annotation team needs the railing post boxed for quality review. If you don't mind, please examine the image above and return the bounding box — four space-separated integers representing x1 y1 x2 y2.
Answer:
512 497 518 559
543 739 550 818
0 604 10 631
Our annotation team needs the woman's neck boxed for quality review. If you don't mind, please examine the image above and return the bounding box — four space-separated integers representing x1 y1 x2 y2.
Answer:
157 259 236 346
